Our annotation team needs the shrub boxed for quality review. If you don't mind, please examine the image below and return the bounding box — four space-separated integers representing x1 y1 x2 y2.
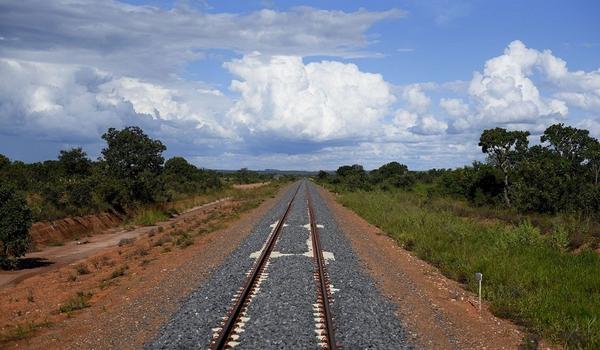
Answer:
110 265 128 279
75 263 90 275
175 234 193 248
118 237 135 246
59 291 92 313
0 183 33 267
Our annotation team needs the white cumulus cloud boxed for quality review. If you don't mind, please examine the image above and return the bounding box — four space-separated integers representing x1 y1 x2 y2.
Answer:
448 40 600 133
440 97 469 117
467 40 568 125
224 53 395 141
0 58 231 144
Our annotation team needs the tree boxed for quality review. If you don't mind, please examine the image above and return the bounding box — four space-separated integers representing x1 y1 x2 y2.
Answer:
58 148 91 176
375 161 408 178
335 164 370 190
164 157 197 180
317 170 329 180
0 183 32 266
541 123 591 164
237 168 251 184
101 127 167 204
585 138 600 185
0 154 9 170
101 127 166 179
336 164 365 177
479 127 530 206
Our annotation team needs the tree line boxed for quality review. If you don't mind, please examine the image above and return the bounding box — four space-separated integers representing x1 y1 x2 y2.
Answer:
319 123 600 216
443 123 600 214
0 126 225 265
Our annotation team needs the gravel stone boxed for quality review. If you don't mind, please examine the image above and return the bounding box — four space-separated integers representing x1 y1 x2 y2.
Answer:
147 181 412 349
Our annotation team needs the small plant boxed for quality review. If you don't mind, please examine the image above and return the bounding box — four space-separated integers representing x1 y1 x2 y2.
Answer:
59 291 92 313
110 265 128 279
176 234 193 248
152 235 172 247
118 237 135 246
67 274 77 282
99 279 115 290
90 255 114 269
75 263 90 275
162 246 172 253
26 289 34 303
158 226 165 233
136 246 149 256
140 258 155 266
0 321 52 343
131 208 168 226
547 226 569 250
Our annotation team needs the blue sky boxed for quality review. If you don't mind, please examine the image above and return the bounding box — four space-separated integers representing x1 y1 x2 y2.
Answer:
0 0 599 170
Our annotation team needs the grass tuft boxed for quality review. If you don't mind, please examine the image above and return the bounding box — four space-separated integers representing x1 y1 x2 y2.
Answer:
0 321 52 344
74 263 90 275
130 208 168 226
59 291 92 313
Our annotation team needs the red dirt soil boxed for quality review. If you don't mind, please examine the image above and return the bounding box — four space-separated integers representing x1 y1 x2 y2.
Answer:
0 198 228 290
29 212 123 247
0 184 291 349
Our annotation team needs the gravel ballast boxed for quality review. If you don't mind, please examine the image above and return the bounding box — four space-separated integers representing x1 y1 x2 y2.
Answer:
147 181 412 349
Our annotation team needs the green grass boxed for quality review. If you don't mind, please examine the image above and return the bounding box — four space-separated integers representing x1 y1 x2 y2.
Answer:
58 291 93 313
0 321 52 344
338 190 600 349
109 265 127 279
129 207 169 226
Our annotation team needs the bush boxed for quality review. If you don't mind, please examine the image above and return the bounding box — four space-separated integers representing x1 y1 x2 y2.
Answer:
59 291 92 313
0 184 32 267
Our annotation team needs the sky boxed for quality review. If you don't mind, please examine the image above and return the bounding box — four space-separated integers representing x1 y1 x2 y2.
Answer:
0 0 599 170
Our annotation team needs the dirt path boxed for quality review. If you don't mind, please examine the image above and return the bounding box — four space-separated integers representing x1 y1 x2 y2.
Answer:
232 182 270 189
317 186 557 350
0 198 228 289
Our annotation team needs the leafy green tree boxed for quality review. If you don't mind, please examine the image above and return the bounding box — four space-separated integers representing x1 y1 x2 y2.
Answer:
479 127 530 206
335 164 370 190
0 154 9 170
317 170 329 180
236 168 251 184
585 138 600 185
0 183 32 266
102 127 166 179
58 148 91 176
164 157 197 179
375 161 408 178
541 123 592 164
101 127 167 205
336 164 365 177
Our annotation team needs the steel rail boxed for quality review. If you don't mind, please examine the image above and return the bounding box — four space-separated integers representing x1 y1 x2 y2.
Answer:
306 183 337 349
210 184 301 350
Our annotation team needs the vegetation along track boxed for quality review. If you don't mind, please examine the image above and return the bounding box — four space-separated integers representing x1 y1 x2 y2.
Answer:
210 180 338 349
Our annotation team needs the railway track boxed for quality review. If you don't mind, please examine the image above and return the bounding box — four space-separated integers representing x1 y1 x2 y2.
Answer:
209 181 337 349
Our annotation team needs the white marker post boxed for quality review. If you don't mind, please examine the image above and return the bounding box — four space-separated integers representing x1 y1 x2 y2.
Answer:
475 272 483 312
